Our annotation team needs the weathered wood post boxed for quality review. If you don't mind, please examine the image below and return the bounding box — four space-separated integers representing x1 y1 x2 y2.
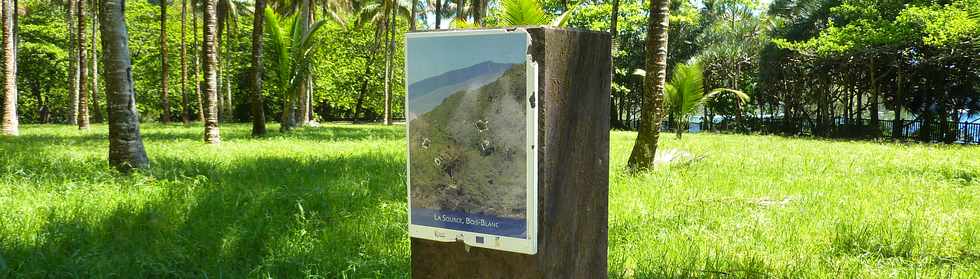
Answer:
409 27 611 278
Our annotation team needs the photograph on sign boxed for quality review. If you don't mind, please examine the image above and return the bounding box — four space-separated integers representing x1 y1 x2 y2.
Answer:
406 29 538 255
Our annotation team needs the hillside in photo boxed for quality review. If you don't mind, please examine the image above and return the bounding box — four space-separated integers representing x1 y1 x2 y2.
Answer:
409 62 528 219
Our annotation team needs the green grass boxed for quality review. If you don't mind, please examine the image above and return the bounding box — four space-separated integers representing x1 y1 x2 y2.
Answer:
1 124 978 278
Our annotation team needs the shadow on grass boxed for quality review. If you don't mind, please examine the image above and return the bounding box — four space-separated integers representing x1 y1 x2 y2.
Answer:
1 123 405 147
2 151 410 277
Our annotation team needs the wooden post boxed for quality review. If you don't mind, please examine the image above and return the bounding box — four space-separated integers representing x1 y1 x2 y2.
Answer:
411 27 612 279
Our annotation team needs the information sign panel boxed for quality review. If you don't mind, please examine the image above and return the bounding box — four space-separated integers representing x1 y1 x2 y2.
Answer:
406 29 538 254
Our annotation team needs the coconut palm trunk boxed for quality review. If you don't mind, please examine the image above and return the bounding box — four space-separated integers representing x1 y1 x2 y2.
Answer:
383 5 395 125
409 0 416 31
249 0 267 136
160 0 171 124
215 0 222 120
1 0 17 135
203 0 220 143
627 0 669 170
180 0 190 125
609 0 619 129
77 0 90 130
100 0 150 171
91 10 103 123
68 0 79 125
297 0 312 126
223 19 232 121
193 0 204 121
455 0 463 22
434 0 441 29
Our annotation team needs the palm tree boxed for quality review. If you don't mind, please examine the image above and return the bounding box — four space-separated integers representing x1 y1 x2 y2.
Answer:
655 61 749 139
250 0 268 136
434 0 440 29
90 9 103 123
627 0 669 170
216 0 244 122
263 7 328 132
408 0 415 30
350 0 407 123
99 0 150 171
67 0 78 125
77 0 90 130
203 0 221 143
161 0 172 124
1 0 17 135
270 0 347 126
193 0 204 121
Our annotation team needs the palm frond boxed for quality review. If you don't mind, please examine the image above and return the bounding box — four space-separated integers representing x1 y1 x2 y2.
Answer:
499 0 548 26
664 62 705 118
550 0 580 27
264 7 292 95
706 88 751 104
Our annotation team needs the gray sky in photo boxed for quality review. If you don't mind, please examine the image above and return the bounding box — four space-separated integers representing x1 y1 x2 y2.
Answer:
407 32 527 85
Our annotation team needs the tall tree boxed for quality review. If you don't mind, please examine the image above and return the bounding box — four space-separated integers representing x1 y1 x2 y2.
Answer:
203 0 220 143
90 9 102 123
100 0 150 171
264 7 329 132
193 0 204 121
609 0 619 128
383 0 395 125
250 0 267 136
160 0 172 124
77 0 90 130
1 0 16 135
434 0 440 29
181 0 190 125
296 0 311 126
409 0 415 30
352 0 406 123
627 0 669 170
67 0 79 125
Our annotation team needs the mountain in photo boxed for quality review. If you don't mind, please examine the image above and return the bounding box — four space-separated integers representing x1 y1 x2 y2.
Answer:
409 63 529 219
408 61 518 118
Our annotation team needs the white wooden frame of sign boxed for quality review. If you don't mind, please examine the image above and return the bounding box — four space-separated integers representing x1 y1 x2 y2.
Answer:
405 29 539 255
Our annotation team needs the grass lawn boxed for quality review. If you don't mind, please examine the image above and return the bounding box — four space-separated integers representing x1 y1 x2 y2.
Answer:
0 123 978 278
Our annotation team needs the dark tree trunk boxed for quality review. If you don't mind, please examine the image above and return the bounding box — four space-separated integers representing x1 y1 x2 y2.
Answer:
410 0 416 31
77 0 90 130
893 60 904 140
627 0 668 170
352 22 386 123
32 82 49 123
160 0 171 124
250 0 267 136
203 0 220 143
100 0 150 171
470 0 483 26
435 0 441 29
456 0 464 23
869 59 880 136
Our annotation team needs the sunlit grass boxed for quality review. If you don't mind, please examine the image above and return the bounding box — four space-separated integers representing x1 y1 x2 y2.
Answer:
0 124 978 278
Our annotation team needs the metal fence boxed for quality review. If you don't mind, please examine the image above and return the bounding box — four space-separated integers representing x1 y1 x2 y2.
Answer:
629 117 980 144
